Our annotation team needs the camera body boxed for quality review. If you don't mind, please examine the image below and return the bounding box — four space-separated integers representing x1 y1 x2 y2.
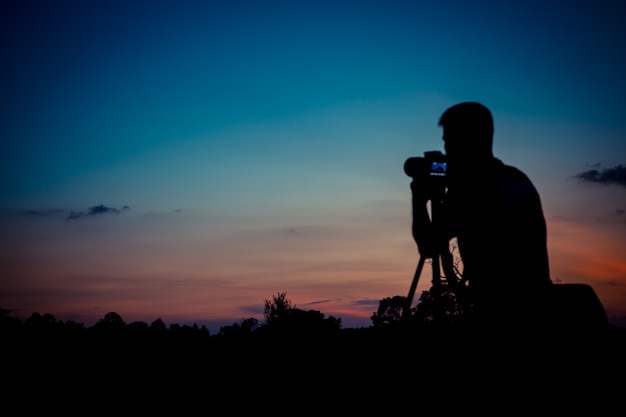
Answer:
404 150 447 198
404 150 447 179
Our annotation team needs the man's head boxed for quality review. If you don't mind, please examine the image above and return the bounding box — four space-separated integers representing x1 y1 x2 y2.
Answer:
438 102 494 164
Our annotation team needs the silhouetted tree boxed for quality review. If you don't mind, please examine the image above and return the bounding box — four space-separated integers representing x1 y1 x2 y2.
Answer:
24 312 57 329
127 321 149 335
92 312 127 339
0 308 22 332
262 292 341 336
288 308 342 334
241 317 259 333
264 292 294 325
371 295 406 328
59 320 86 339
168 322 210 342
63 320 85 330
149 317 167 333
218 323 242 337
219 318 259 337
413 283 471 324
98 312 125 326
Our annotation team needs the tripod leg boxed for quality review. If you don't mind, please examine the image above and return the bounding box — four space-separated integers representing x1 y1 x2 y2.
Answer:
402 256 426 320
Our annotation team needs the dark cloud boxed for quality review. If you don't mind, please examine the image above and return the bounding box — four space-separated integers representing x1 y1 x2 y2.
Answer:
240 304 265 316
66 204 130 221
574 164 626 187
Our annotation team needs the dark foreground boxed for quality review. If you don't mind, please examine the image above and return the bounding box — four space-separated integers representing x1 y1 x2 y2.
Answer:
3 323 625 413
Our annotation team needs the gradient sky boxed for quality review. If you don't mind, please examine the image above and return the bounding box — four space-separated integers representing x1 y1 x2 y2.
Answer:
2 0 625 332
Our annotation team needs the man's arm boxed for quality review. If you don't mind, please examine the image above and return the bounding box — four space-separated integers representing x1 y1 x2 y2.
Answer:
411 180 436 258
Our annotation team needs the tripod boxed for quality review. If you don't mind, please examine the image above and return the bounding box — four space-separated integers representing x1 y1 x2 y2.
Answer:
401 249 458 320
401 190 462 321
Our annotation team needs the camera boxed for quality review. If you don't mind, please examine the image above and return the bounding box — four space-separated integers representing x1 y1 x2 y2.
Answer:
404 150 447 179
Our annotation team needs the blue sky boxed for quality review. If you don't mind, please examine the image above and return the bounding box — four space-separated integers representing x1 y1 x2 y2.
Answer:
1 0 625 331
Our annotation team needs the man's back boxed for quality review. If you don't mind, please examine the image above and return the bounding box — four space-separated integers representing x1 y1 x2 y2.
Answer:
442 158 552 326
445 158 551 291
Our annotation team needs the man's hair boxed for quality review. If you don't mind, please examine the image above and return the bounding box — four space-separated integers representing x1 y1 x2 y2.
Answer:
438 102 494 149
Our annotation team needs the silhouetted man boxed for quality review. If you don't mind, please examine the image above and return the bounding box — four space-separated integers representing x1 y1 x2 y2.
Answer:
411 102 553 328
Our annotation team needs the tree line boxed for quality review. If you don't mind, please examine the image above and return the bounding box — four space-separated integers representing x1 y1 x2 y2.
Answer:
0 288 462 341
0 292 354 342
2 287 623 351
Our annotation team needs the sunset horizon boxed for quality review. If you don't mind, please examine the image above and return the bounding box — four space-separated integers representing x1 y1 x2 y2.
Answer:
2 0 625 336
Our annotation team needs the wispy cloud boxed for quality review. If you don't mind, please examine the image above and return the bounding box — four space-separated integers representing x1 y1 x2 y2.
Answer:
353 299 382 306
18 209 65 218
303 299 334 306
574 164 626 187
65 204 130 221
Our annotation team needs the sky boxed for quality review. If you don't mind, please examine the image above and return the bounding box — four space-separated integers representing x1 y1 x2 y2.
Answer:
1 0 625 333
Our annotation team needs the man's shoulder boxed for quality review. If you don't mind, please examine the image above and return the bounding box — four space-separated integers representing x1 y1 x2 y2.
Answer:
494 159 530 181
494 159 538 196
